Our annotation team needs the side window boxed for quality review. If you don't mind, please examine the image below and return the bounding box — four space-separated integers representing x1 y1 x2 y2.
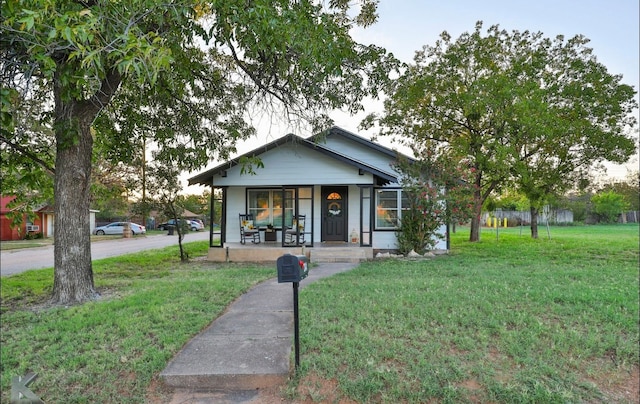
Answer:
376 190 399 229
375 189 407 230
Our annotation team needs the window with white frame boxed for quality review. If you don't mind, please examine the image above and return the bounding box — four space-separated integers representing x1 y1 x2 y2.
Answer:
247 189 293 227
375 189 409 229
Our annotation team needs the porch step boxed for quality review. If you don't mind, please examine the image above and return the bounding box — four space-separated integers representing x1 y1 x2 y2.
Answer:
309 246 372 263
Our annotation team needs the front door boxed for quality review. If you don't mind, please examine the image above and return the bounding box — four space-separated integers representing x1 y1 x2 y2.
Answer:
322 186 347 242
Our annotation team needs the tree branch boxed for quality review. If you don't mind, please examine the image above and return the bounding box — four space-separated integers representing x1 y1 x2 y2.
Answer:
225 41 291 107
0 133 56 176
88 68 123 118
76 67 123 124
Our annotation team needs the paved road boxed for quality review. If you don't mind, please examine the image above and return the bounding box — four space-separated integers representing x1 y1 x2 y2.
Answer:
0 231 210 277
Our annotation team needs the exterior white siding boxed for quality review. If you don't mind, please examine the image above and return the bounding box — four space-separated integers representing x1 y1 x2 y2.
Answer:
372 224 447 251
372 231 397 250
322 136 399 176
213 144 373 187
346 185 361 242
225 187 245 243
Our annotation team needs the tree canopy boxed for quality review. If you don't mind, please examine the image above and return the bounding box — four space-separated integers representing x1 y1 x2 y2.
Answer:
1 0 393 304
363 22 637 240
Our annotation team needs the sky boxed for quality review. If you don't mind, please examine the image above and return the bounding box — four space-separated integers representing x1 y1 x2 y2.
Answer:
184 0 640 192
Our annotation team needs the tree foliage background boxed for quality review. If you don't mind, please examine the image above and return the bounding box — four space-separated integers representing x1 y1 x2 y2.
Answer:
1 0 394 304
363 22 637 240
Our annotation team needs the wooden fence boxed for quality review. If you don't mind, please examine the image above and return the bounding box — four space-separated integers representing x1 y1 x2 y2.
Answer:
483 208 574 226
483 209 639 225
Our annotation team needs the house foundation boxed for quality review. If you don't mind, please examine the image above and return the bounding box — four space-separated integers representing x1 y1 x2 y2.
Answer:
207 243 373 263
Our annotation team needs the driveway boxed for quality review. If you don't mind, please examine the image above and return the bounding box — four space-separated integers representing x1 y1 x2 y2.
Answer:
0 231 211 277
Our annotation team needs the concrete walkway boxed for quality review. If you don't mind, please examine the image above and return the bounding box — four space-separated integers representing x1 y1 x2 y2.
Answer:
159 262 359 403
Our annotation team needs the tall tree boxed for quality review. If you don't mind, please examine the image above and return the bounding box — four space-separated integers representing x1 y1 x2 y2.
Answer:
506 34 637 237
364 22 637 241
1 0 392 304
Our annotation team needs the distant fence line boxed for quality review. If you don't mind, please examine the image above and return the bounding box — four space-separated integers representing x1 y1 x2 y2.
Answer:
482 208 574 226
483 209 640 225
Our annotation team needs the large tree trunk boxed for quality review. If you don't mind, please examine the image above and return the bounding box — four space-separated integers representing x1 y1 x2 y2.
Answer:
50 68 122 304
469 210 481 242
469 181 484 242
51 102 97 303
530 206 539 239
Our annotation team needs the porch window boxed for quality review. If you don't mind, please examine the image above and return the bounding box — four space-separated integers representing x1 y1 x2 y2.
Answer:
247 189 293 227
375 189 409 229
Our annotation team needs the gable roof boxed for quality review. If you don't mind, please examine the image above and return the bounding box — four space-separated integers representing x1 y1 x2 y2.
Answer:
188 126 413 186
311 126 409 161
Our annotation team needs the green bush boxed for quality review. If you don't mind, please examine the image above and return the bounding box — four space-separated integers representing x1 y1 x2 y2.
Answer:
591 191 629 223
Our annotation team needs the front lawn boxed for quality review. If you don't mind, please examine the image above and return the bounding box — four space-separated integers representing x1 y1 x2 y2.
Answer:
0 241 274 403
0 225 637 403
291 225 639 403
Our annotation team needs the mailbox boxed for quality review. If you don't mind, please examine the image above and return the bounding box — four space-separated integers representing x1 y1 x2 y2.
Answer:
277 254 309 283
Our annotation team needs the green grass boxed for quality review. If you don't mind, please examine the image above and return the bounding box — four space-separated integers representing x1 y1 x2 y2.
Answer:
1 225 637 403
292 224 639 403
0 241 273 403
0 240 53 250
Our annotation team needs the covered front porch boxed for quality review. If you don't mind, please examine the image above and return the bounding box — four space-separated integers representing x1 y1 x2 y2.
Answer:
188 128 443 263
206 240 374 263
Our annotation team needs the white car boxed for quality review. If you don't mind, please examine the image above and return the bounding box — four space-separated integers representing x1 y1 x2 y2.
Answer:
93 222 146 235
189 220 204 231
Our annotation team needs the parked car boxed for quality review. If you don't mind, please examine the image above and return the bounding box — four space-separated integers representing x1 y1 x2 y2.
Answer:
190 219 204 231
192 219 205 228
93 222 146 235
158 219 202 231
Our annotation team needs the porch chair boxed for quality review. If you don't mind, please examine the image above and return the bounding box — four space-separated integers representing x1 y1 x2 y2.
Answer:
239 214 260 244
284 215 305 245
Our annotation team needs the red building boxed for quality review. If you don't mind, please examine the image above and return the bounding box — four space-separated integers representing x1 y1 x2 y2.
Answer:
0 196 54 241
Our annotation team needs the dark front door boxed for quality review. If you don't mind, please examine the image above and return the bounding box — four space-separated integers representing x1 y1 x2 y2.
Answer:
322 186 347 242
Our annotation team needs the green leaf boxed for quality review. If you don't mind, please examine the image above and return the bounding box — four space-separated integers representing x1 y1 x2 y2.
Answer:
17 15 35 30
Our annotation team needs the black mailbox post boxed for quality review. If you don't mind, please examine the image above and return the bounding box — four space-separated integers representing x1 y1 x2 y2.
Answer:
276 254 309 369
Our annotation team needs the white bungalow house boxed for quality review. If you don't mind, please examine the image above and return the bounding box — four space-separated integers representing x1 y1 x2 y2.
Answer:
188 126 448 262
